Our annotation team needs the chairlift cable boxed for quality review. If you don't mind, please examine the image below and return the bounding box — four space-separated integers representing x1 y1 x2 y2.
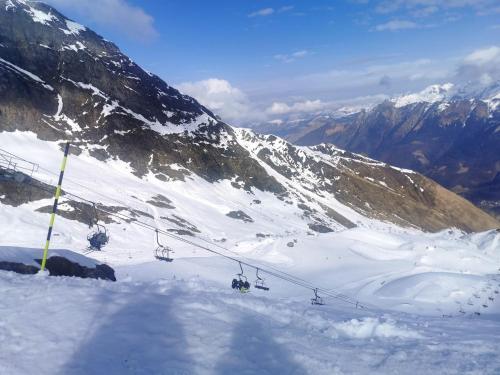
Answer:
15 154 369 309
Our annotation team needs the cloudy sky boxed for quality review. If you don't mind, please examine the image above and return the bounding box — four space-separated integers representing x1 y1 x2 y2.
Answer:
45 0 500 125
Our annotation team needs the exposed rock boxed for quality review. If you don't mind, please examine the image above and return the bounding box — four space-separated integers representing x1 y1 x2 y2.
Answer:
0 257 115 281
0 0 498 234
0 261 39 274
281 98 500 220
147 194 175 209
35 256 116 281
308 224 334 233
226 210 254 223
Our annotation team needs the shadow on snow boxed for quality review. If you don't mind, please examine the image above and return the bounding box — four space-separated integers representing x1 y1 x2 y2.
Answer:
59 290 193 375
214 314 307 375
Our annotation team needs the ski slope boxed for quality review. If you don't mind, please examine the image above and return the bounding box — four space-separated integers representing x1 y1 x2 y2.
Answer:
1 131 500 373
1 269 500 375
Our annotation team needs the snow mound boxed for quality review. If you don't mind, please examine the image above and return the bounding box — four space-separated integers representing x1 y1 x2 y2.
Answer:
333 317 423 339
0 246 101 269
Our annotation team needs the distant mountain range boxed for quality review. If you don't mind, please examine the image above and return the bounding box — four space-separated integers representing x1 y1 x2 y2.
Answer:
254 83 500 220
0 0 498 235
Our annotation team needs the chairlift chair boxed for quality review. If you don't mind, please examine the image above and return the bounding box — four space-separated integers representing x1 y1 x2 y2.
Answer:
311 288 325 306
154 229 174 262
231 262 250 292
254 268 270 291
87 204 109 251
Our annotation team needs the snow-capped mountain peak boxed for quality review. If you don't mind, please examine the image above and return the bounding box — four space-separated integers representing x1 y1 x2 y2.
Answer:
392 83 455 108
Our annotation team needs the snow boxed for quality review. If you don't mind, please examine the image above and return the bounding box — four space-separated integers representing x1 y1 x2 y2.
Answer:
54 94 63 118
5 0 16 11
485 92 500 112
62 19 86 35
0 57 53 91
0 130 499 373
0 269 499 374
333 317 422 339
22 4 56 25
0 131 499 373
61 42 86 52
0 246 101 269
62 77 108 100
393 83 455 108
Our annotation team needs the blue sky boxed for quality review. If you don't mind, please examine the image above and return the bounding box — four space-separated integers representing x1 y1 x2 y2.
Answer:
45 0 500 124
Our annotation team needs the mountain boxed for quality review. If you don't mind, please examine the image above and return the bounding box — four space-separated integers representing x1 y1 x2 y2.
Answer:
0 0 498 247
1 3 500 373
273 83 500 220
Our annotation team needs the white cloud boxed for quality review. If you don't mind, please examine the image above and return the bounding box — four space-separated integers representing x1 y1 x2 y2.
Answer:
176 78 263 123
248 8 274 17
464 46 500 65
267 100 327 115
44 0 158 40
175 47 500 125
274 50 309 63
375 20 418 31
376 0 496 14
278 6 295 13
411 6 438 17
456 46 500 88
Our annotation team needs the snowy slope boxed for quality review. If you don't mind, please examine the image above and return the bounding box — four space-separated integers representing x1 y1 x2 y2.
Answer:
0 129 498 319
1 270 500 375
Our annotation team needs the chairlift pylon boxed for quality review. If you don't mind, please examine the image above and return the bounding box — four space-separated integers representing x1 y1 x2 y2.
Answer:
231 262 250 293
154 229 174 262
87 203 109 251
254 268 270 291
311 288 325 306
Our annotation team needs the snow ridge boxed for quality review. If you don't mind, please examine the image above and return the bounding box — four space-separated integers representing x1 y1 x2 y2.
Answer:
393 83 455 108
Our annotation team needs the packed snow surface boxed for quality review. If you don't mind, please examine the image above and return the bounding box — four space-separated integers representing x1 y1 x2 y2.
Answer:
1 270 499 375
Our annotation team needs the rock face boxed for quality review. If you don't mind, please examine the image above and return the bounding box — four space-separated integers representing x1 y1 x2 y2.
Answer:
0 256 116 281
0 0 498 233
35 257 116 281
280 91 500 220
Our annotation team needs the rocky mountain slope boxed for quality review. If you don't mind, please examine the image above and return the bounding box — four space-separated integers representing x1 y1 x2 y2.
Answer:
0 0 498 237
275 84 500 220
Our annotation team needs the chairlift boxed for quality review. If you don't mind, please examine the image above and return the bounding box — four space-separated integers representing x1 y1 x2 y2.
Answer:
254 268 270 291
311 288 325 306
231 262 250 293
87 203 109 251
154 229 174 262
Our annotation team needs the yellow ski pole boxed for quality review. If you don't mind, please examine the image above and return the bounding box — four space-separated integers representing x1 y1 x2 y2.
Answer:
40 142 70 272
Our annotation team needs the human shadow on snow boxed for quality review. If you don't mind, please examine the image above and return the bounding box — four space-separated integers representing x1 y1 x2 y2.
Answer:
214 314 308 375
59 289 193 375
